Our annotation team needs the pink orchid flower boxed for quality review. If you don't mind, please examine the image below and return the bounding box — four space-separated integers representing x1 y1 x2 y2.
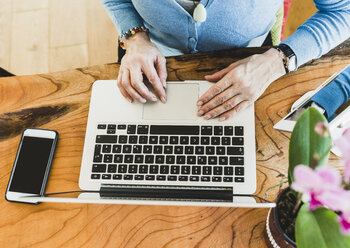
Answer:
339 212 350 235
334 128 350 184
291 165 342 210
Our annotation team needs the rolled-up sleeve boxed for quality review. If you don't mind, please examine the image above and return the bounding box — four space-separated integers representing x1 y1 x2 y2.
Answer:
101 0 144 36
281 0 350 68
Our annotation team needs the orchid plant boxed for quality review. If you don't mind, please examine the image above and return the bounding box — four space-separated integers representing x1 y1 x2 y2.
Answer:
285 107 350 248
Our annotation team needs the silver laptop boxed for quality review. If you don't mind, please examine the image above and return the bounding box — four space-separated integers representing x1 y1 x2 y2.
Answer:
78 80 260 207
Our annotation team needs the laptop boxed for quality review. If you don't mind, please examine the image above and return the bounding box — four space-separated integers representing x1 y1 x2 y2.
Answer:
78 80 260 207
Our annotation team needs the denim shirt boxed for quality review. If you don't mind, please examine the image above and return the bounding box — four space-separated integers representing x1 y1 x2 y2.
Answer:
102 0 350 117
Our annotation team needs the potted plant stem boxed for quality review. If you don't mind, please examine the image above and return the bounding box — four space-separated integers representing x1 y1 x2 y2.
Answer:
265 107 350 248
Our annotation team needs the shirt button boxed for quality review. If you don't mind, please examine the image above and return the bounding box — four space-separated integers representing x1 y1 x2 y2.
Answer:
188 37 197 49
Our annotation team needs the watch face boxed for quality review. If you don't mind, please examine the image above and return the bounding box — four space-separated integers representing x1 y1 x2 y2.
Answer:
289 56 297 71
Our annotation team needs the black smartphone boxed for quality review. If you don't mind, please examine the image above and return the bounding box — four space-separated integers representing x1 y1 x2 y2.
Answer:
5 128 58 204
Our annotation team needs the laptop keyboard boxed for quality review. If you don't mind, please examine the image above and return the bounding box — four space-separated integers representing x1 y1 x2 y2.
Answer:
91 124 245 184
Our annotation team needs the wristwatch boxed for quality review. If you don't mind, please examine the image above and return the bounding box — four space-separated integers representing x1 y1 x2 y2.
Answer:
276 44 297 73
310 101 326 115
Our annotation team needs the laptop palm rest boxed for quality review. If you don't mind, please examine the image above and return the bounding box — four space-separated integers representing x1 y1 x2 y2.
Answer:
143 83 199 120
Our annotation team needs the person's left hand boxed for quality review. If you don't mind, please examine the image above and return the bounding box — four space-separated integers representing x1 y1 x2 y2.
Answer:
197 48 286 121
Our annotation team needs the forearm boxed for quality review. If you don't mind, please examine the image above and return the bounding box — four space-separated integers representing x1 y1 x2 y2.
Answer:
101 0 144 36
281 0 350 68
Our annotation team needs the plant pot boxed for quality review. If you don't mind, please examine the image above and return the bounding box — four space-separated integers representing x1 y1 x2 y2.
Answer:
264 188 297 248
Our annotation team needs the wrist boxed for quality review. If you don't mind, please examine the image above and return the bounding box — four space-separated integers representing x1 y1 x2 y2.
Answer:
123 32 151 50
265 48 286 77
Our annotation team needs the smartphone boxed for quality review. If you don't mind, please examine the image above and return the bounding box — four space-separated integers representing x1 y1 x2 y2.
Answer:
5 128 58 204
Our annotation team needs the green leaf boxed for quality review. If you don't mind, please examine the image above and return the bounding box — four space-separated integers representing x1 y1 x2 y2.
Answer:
288 107 331 184
296 204 350 248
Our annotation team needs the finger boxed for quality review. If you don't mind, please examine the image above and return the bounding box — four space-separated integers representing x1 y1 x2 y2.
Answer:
155 55 167 88
142 62 167 103
130 67 158 101
197 88 238 116
197 74 233 106
202 94 244 120
204 67 231 82
218 100 251 121
121 69 146 103
117 71 133 102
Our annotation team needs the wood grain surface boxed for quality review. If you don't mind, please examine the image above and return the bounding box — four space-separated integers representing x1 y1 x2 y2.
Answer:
0 40 349 248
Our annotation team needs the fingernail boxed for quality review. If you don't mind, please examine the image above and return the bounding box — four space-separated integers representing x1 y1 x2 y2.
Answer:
204 114 211 120
197 101 203 106
197 110 204 116
128 98 133 103
151 96 157 102
140 98 147 103
161 96 166 103
163 81 166 88
219 116 226 121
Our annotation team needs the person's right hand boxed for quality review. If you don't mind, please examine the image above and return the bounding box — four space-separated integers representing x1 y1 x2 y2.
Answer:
117 32 167 103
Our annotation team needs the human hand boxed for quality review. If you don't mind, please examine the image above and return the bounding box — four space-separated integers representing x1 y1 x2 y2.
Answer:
117 32 167 103
197 48 286 121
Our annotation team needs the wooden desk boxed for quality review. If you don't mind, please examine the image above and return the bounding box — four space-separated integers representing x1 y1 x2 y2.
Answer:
1 41 349 248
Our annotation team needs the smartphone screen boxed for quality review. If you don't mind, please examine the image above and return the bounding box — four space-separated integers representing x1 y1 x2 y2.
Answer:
6 129 58 204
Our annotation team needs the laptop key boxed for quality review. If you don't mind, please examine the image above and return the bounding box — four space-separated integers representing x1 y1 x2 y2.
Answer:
124 155 133 163
201 137 210 145
107 124 116 130
235 177 244 182
146 175 155 180
219 156 228 165
113 174 122 180
159 136 168 144
180 136 189 144
208 156 217 165
154 145 163 154
201 126 212 135
133 145 142 154
96 135 117 143
201 176 210 182
185 146 194 154
166 155 175 164
206 146 215 155
227 147 244 155
118 135 127 144
135 155 144 163
190 176 199 181
192 166 201 175
176 156 186 164
124 175 133 180
224 177 233 182
235 126 244 136
145 155 154 164
160 165 169 174
214 166 223 175
149 136 158 144
107 129 116 134
224 167 233 175
230 157 244 165
91 174 101 179
114 154 123 163
179 176 188 181
232 137 244 145
103 154 113 163
94 144 102 155
143 145 152 154
123 145 132 153
235 167 244 176
150 165 159 174
195 146 204 155
212 176 222 182
170 136 179 144
211 137 220 145
216 147 225 155
164 146 173 154
167 175 177 181
157 175 166 181
224 126 233 136
117 124 126 129
128 164 138 173
127 125 136 134
137 125 149 134
135 175 144 180
222 137 231 145
102 174 111 179
93 154 103 163
181 166 190 174
139 165 148 174
108 164 117 173
150 125 199 135
156 155 165 164
97 124 107 129
170 165 180 174
187 156 196 164
92 164 106 173
139 136 148 144
190 136 199 145
174 146 183 154
203 166 212 175
112 145 122 153
128 135 138 144
118 164 127 173
214 126 223 135
197 156 207 165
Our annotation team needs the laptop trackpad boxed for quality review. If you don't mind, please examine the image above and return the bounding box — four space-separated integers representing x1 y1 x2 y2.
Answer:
143 83 199 120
